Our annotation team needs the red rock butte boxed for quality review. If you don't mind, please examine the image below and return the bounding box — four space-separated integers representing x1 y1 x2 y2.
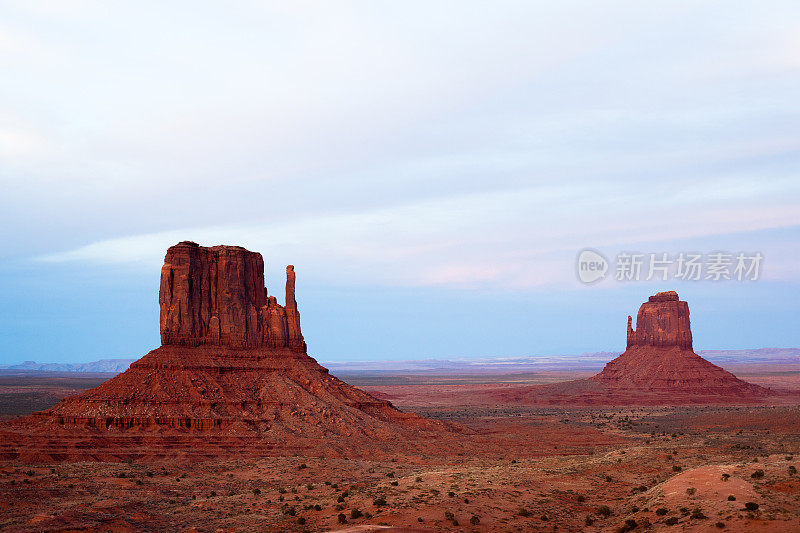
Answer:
159 242 306 351
498 291 771 405
590 290 766 396
0 242 450 461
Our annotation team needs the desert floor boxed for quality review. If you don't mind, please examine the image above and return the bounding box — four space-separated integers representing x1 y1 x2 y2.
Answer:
0 369 798 532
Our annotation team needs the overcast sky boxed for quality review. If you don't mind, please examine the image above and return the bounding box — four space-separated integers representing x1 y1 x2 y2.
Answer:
1 1 799 364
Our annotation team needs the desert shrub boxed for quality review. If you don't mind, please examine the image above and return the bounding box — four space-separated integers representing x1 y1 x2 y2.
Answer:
390 481 398 486
517 508 531 517
297 517 305 525
291 487 297 494
679 507 689 515
721 473 730 481
386 472 394 478
617 519 637 532
313 504 321 511
585 516 594 526
686 487 696 495
727 495 736 501
337 513 346 524
751 469 764 479
690 508 706 519
373 496 386 506
597 505 612 517
417 517 422 522
470 515 480 525
146 471 153 477
252 488 261 496
337 495 345 503
577 494 586 502
790 465 798 475
444 510 455 520
415 476 422 482
117 473 126 478
631 506 639 513
664 516 679 525
228 490 236 496
541 514 549 521
744 502 759 511
278 487 286 494
209 491 216 497
463 498 469 503
306 483 313 490
297 463 307 470
350 508 363 519
606 475 613 482
672 465 682 472
655 508 668 516
715 522 725 528
285 507 296 516
324 481 331 486
447 491 455 497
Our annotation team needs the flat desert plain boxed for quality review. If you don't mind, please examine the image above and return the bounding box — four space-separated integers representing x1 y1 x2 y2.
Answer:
0 367 799 532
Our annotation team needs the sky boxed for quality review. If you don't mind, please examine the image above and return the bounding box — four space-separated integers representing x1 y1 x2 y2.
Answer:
1 1 799 364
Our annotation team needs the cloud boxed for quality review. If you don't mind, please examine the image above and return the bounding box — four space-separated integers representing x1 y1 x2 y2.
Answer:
0 127 48 158
39 179 800 289
3 1 800 280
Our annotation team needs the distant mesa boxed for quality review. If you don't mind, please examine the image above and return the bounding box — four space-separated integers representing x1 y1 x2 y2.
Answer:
0 242 449 461
589 291 769 397
498 291 773 405
0 359 134 373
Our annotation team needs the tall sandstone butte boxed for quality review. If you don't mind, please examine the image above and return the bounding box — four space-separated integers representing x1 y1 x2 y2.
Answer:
6 242 446 460
496 290 773 405
159 242 305 352
626 291 692 350
591 291 768 397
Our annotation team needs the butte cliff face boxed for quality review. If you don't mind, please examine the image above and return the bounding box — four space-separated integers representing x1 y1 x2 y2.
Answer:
159 241 305 351
2 242 447 461
626 291 692 350
590 291 768 397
